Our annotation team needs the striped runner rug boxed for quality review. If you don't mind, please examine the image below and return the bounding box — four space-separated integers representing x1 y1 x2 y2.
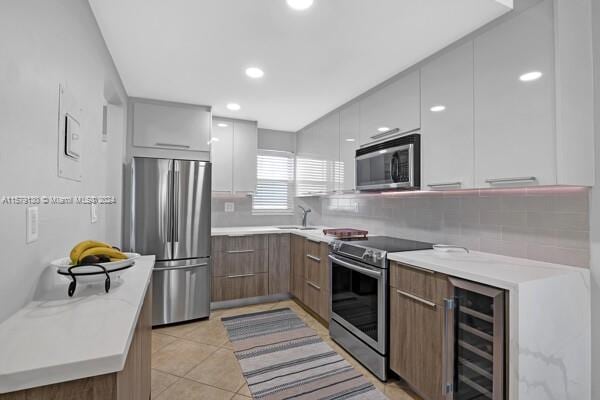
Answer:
222 307 388 400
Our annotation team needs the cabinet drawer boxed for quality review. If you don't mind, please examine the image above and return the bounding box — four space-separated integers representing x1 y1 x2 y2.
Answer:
390 262 449 305
212 235 268 252
212 273 268 301
212 248 268 277
304 239 321 259
303 280 322 317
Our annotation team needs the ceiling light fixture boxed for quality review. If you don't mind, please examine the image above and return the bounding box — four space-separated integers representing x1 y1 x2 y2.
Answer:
377 127 390 133
430 105 446 112
226 103 241 111
245 67 264 79
287 0 314 11
217 123 228 128
519 71 543 82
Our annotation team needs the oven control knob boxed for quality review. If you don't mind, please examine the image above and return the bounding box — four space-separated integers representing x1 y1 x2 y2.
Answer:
332 242 341 251
363 249 374 260
373 252 384 262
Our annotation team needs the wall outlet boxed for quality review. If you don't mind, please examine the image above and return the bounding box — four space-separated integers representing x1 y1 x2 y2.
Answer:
26 207 39 243
224 202 235 213
90 203 98 223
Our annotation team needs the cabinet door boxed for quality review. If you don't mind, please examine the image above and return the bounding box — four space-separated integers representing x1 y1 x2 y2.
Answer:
390 289 444 400
421 41 475 190
339 103 359 191
318 242 330 322
290 235 305 302
474 0 555 187
233 120 258 193
359 70 420 145
211 119 233 192
133 101 211 152
268 234 291 295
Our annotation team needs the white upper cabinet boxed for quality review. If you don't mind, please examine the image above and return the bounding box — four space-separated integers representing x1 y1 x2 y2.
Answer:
318 113 340 162
339 103 360 191
211 118 234 192
474 1 555 187
132 100 211 152
232 120 258 193
421 41 474 190
359 70 420 146
210 118 257 193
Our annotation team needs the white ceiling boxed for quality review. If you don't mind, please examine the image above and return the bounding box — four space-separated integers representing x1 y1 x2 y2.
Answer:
90 0 511 132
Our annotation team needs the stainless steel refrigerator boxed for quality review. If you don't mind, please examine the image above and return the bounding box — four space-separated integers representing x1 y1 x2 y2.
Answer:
128 157 211 326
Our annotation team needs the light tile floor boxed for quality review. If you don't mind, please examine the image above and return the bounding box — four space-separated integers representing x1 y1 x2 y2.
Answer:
151 299 421 400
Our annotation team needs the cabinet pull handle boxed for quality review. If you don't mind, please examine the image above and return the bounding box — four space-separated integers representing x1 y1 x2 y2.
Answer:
396 289 436 308
155 142 191 149
398 263 435 274
226 249 255 254
227 273 256 279
306 254 321 262
307 281 321 290
485 176 536 185
443 298 456 396
428 182 462 189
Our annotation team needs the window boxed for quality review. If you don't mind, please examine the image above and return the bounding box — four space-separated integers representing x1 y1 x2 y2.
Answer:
252 150 295 214
295 157 345 196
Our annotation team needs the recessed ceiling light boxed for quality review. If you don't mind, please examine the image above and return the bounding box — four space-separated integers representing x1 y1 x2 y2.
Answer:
287 0 314 10
217 123 228 128
430 105 446 112
377 127 390 133
226 103 241 111
245 67 264 79
519 71 543 82
345 138 356 142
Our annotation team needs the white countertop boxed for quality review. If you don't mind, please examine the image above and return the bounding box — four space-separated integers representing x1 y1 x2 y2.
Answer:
387 249 584 290
211 225 337 243
0 255 155 394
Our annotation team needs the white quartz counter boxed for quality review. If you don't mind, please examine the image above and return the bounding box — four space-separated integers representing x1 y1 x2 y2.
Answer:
0 255 155 394
388 249 591 400
211 225 337 243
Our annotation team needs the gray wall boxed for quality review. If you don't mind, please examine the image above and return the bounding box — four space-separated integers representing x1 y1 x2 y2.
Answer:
257 129 296 153
0 0 127 322
590 0 600 396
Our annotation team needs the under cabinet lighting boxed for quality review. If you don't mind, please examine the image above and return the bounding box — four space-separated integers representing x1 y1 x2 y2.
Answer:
217 123 228 128
377 127 390 132
519 71 543 82
345 138 356 142
430 105 446 112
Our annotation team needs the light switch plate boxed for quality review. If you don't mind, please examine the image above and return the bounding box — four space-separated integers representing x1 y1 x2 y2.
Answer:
26 207 39 243
224 202 235 213
90 203 98 223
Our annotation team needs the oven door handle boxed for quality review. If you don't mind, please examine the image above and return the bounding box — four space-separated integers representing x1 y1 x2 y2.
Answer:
328 255 382 279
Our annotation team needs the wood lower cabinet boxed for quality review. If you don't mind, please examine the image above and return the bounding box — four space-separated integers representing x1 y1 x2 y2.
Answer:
268 234 291 295
212 273 268 301
1 286 152 400
390 262 447 400
298 238 330 322
290 234 305 302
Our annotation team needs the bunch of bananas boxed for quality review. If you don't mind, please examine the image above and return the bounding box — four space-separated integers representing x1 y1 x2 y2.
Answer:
70 240 127 265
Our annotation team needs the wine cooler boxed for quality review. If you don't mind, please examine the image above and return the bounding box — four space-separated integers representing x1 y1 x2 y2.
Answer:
443 278 506 400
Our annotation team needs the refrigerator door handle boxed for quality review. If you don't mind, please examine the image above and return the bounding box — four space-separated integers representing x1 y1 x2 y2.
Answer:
443 298 456 399
173 169 180 242
154 262 208 271
166 168 173 243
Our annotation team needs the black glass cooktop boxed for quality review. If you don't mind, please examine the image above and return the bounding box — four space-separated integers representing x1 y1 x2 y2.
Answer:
341 236 433 252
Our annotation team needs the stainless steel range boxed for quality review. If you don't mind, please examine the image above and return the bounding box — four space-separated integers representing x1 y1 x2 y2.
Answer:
328 236 432 381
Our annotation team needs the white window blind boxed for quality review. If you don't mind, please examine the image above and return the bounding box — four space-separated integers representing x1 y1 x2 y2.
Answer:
296 158 345 196
252 150 295 214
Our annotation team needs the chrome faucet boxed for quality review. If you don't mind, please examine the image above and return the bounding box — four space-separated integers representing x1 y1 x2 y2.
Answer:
298 205 312 227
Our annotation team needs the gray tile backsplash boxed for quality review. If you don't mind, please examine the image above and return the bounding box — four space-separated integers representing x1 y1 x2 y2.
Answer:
212 186 590 268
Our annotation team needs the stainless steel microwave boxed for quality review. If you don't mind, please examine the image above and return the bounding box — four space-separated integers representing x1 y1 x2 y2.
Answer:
355 133 421 191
